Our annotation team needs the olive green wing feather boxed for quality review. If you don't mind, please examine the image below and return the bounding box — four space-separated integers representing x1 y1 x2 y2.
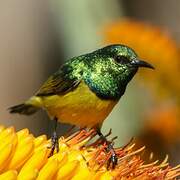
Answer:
36 65 81 96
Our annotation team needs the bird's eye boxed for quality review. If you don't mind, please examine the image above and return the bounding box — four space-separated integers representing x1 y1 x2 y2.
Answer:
114 56 129 64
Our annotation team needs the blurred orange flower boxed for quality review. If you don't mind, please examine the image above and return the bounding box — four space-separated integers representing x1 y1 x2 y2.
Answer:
0 125 179 179
145 104 180 144
135 103 180 162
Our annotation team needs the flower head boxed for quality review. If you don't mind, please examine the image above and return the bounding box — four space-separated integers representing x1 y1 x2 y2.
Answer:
0 125 179 179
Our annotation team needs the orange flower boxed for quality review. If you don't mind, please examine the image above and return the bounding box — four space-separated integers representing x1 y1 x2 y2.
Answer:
144 104 180 143
0 125 179 179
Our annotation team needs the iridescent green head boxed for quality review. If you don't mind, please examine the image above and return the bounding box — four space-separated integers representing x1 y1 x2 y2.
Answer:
73 44 154 99
94 44 154 71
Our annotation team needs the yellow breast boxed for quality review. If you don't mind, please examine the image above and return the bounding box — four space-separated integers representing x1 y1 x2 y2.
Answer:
40 82 118 128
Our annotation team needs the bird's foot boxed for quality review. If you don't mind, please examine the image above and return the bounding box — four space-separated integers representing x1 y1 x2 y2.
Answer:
49 131 59 157
96 129 118 169
106 143 118 169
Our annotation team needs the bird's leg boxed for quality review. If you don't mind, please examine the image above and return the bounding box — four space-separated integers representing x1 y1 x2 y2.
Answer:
96 129 118 169
49 117 59 156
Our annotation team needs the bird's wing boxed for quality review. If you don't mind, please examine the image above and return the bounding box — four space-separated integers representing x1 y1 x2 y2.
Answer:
36 65 81 96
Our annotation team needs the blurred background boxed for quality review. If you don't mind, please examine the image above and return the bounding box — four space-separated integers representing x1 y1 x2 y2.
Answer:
0 0 179 165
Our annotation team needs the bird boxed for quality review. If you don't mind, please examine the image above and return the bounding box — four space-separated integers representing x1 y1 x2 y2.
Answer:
9 44 154 167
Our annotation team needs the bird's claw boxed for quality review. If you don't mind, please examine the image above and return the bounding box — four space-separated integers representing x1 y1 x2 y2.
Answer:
107 150 118 169
106 142 118 169
49 131 59 157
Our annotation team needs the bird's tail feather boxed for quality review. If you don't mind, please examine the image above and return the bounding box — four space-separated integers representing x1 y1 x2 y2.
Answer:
9 103 39 115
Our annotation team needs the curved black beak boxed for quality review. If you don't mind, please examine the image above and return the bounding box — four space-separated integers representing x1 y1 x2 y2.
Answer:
130 59 155 69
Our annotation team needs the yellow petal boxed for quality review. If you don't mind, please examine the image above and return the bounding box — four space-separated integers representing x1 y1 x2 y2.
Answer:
0 144 13 172
17 128 29 141
0 131 17 152
0 133 18 171
71 165 91 180
49 152 68 167
18 147 49 178
68 149 84 162
34 140 50 152
56 160 80 180
17 168 38 180
34 135 47 148
37 158 59 180
7 135 34 170
58 142 69 153
0 127 14 142
0 170 17 180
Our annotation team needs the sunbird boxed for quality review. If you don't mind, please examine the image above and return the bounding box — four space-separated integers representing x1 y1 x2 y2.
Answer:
9 44 154 167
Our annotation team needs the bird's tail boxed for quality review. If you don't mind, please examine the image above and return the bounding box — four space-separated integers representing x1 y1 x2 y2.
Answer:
9 103 40 115
9 96 43 115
